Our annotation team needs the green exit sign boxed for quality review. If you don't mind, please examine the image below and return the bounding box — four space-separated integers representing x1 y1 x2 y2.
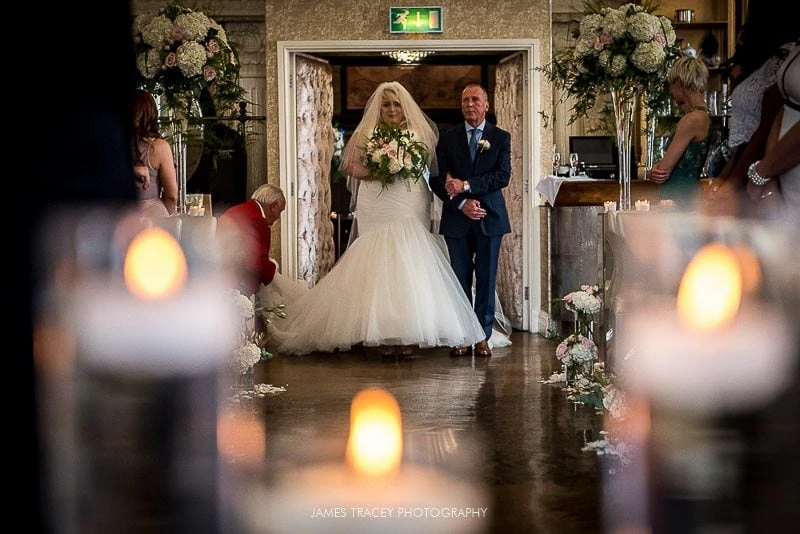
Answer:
389 7 443 33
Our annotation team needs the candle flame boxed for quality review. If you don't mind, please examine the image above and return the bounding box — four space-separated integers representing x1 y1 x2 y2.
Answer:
123 227 187 300
346 388 403 478
677 243 742 331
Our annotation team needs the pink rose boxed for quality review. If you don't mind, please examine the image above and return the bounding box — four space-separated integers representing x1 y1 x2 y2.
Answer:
164 52 177 68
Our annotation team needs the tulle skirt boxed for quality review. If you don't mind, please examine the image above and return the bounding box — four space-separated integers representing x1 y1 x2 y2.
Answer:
261 179 490 355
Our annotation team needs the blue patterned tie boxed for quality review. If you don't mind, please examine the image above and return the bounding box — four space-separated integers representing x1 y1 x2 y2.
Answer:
469 128 480 161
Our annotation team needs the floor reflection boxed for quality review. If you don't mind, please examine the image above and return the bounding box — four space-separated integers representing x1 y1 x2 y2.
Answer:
248 331 603 533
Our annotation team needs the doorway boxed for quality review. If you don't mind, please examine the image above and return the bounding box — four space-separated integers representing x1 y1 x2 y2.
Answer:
277 39 542 332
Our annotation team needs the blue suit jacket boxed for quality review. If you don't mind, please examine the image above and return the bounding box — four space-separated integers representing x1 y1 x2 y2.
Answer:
431 121 512 237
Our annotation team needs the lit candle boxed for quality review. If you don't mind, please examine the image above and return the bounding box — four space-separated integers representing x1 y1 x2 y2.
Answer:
621 243 793 414
634 199 650 211
45 214 238 531
234 388 488 533
70 225 237 374
604 201 617 212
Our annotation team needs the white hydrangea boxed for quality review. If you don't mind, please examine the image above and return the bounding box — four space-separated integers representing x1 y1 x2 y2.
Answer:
141 14 173 47
599 50 612 68
563 286 603 315
136 51 162 78
176 41 207 77
210 21 228 44
575 38 594 59
580 13 603 35
631 41 667 73
230 342 262 375
230 289 255 320
658 16 677 46
133 13 153 38
175 11 212 41
556 334 598 366
609 54 628 76
627 12 660 43
602 10 627 39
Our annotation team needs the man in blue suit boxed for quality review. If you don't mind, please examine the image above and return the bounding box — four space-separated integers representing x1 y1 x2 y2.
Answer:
431 84 512 358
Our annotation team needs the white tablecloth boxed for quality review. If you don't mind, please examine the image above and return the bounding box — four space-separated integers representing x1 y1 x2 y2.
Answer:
535 175 597 206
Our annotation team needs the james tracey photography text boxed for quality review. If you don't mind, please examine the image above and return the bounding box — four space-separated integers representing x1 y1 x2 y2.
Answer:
310 507 489 519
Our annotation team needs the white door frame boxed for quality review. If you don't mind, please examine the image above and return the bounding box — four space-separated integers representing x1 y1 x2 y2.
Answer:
277 39 542 332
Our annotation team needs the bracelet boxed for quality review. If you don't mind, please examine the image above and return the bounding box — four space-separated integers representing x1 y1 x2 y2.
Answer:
747 160 772 186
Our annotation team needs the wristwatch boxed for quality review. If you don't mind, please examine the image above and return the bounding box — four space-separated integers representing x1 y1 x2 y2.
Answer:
463 181 471 192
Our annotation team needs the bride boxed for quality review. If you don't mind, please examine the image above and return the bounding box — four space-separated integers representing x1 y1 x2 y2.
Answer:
262 81 509 355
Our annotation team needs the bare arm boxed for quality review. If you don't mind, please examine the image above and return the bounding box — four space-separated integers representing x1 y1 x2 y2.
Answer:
753 108 800 179
648 111 707 183
341 134 371 180
152 138 178 215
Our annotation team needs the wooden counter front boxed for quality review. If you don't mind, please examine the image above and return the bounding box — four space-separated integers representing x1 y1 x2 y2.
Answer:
553 179 660 206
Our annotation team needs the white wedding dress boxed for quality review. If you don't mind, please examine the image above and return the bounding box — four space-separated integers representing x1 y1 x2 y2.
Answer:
261 178 509 355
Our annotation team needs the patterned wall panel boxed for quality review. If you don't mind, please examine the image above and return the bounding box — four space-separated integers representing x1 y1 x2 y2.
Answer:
295 57 336 287
495 55 525 330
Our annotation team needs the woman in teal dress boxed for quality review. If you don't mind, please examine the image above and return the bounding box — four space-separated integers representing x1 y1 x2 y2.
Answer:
648 57 711 209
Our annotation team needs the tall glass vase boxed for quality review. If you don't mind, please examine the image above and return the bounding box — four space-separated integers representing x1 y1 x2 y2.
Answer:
610 88 637 211
153 89 204 215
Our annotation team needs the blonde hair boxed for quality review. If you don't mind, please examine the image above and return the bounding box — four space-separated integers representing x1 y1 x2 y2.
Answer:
668 56 709 93
251 184 285 206
339 81 439 177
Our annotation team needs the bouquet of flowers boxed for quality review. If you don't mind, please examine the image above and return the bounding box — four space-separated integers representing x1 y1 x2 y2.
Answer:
561 284 603 316
132 2 246 118
556 333 598 368
541 1 680 122
362 123 429 192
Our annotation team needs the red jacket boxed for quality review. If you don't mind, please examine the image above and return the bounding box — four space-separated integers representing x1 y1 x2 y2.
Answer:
218 199 276 295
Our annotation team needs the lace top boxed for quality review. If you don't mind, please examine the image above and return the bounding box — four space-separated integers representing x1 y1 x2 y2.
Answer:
728 55 784 148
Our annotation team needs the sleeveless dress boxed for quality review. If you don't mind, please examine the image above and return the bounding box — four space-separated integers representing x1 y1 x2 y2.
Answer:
659 107 710 209
260 177 490 355
135 140 169 217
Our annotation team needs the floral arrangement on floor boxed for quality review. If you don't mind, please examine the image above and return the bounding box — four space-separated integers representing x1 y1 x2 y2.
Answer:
560 284 603 328
541 282 635 467
228 289 286 377
540 1 680 123
132 2 246 119
556 333 598 373
362 123 429 192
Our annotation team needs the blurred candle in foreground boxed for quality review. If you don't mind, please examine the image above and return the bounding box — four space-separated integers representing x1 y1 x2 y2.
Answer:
347 387 403 478
231 388 488 534
676 243 742 331
37 210 237 534
622 242 793 414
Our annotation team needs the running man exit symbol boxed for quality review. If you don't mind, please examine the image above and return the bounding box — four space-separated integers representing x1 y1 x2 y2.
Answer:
389 7 443 33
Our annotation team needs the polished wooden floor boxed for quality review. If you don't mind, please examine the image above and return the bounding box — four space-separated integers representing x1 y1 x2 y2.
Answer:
238 330 605 533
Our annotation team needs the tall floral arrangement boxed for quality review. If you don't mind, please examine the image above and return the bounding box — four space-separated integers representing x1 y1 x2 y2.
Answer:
560 284 603 331
542 1 680 122
132 3 246 118
363 123 429 192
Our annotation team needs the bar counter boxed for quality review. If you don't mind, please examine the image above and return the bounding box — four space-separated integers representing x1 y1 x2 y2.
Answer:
541 178 660 359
